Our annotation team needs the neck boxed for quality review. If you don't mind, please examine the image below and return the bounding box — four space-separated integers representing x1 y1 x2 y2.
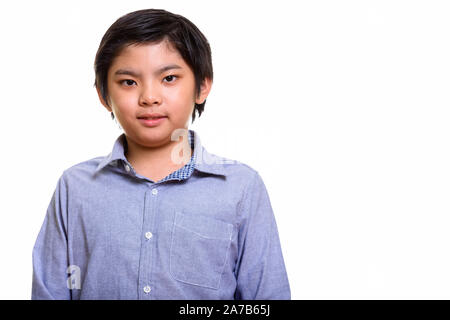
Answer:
124 133 193 179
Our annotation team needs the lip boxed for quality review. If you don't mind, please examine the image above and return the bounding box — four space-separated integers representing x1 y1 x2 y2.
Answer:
138 116 167 127
137 113 166 118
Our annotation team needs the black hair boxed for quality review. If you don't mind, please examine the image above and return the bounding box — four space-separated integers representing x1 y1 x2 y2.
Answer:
93 8 213 123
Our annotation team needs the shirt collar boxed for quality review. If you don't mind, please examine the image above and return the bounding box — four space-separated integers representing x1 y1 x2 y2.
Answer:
94 129 227 177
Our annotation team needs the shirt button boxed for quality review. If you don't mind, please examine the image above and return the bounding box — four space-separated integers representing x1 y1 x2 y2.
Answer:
143 285 151 294
145 232 153 240
124 164 131 172
151 188 158 195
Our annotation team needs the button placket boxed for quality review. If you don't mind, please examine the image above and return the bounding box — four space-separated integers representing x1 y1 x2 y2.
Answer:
138 187 160 299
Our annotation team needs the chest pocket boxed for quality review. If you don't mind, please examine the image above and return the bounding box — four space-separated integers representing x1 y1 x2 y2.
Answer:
170 210 234 290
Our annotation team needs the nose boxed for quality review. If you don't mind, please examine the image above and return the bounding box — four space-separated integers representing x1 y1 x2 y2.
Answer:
139 81 162 106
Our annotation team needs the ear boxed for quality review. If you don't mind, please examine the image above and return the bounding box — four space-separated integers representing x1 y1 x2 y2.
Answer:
195 77 213 104
96 86 112 112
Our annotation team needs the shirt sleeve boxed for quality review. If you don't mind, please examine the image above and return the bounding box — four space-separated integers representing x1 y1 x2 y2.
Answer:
32 173 71 300
234 170 291 300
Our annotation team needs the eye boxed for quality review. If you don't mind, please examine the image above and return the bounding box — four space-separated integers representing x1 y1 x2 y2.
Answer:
119 79 136 87
163 75 178 83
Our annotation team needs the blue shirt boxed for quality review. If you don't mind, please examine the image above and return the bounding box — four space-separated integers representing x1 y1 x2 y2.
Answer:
32 129 291 300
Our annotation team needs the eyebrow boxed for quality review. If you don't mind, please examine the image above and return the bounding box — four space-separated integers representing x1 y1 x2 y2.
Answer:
113 64 183 77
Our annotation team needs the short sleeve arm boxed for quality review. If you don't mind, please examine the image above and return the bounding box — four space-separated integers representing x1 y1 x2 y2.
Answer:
32 173 71 300
234 171 291 300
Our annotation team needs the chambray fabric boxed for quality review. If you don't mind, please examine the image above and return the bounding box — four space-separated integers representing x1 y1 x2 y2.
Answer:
32 129 290 300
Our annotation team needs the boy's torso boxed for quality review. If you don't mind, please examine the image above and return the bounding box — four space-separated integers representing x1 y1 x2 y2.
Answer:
59 130 257 299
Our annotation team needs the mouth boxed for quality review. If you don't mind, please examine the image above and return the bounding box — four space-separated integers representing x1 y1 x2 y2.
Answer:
137 116 167 120
137 116 167 127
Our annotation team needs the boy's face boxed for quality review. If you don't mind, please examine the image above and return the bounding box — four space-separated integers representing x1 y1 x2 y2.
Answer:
97 40 211 148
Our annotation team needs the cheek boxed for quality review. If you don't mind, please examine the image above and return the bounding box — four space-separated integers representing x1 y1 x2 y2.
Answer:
167 85 196 108
110 90 135 109
168 78 196 99
168 91 195 112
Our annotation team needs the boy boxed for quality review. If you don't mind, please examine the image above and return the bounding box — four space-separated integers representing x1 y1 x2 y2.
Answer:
32 8 290 300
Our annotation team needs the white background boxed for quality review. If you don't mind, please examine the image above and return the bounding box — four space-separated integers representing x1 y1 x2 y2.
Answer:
1 0 449 299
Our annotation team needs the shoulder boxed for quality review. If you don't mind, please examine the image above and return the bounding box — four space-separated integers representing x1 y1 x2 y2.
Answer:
64 156 103 174
197 147 262 187
59 155 112 185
